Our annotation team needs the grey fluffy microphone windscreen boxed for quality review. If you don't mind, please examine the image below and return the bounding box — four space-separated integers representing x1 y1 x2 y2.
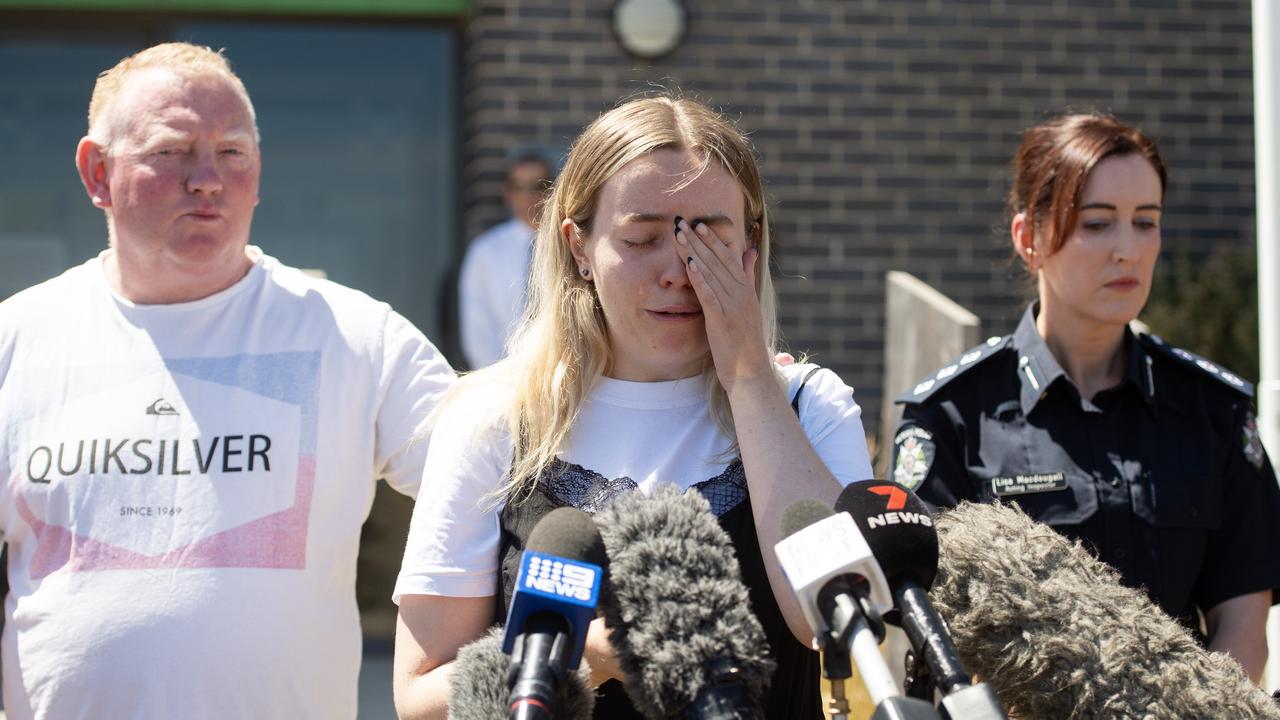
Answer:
447 626 596 720
931 501 1280 719
779 498 838 539
595 484 775 718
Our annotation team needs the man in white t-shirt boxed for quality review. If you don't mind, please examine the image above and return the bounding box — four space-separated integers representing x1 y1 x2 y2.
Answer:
0 43 454 719
458 154 552 368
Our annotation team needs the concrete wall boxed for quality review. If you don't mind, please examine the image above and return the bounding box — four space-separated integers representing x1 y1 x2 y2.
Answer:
878 271 981 474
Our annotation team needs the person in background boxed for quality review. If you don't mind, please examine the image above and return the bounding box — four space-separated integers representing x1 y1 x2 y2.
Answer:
392 96 874 719
0 42 454 718
891 112 1280 682
458 153 553 368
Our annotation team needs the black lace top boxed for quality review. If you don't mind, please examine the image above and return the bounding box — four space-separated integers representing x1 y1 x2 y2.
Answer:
534 456 748 517
494 374 824 720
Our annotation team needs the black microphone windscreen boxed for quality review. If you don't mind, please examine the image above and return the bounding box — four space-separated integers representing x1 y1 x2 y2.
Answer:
448 626 596 720
835 480 938 590
596 484 774 719
527 506 608 568
779 498 835 539
932 501 1280 719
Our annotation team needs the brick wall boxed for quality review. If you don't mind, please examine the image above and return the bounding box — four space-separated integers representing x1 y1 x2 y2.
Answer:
461 0 1256 442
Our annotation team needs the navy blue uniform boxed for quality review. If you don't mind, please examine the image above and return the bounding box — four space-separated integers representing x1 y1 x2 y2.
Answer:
891 305 1280 630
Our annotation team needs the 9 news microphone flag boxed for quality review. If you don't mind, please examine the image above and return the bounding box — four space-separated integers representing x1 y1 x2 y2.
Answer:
502 507 605 720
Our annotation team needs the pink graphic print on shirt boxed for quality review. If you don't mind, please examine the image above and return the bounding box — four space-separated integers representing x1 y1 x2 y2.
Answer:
8 352 320 577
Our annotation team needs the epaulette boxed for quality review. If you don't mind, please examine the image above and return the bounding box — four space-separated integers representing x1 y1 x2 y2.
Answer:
895 335 1013 404
1139 333 1253 398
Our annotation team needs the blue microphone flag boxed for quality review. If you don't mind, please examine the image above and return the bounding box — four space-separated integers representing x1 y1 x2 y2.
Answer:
502 550 602 670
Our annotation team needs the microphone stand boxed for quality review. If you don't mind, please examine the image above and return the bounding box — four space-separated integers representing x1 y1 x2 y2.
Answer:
817 593 855 720
819 586 941 720
894 581 1006 720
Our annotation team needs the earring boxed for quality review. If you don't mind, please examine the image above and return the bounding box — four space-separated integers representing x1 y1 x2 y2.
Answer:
1025 247 1039 270
580 267 591 280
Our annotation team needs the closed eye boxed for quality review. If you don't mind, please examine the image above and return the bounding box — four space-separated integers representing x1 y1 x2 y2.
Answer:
622 237 656 248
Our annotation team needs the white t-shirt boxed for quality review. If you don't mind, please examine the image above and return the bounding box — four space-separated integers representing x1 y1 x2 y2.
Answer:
0 251 455 720
395 364 873 601
458 218 534 369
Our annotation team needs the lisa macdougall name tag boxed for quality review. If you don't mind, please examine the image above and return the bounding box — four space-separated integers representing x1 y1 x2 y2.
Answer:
991 472 1067 497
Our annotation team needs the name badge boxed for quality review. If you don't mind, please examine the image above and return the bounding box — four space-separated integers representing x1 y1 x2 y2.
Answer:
991 472 1067 497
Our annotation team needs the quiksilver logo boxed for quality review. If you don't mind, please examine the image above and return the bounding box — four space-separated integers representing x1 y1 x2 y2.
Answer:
523 556 595 601
146 398 179 416
25 435 272 484
867 512 934 529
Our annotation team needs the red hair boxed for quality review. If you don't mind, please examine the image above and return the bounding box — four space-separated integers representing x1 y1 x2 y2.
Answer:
1008 113 1167 256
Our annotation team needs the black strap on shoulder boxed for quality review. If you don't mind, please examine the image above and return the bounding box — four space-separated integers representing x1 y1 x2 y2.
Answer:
790 366 823 416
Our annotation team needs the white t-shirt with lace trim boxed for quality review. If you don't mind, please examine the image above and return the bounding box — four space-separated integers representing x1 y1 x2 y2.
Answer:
395 363 873 601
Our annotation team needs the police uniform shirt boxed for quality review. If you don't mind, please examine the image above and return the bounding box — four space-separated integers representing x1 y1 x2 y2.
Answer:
891 304 1280 629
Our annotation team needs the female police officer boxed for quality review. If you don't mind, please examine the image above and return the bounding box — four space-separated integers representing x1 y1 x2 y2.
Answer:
891 113 1280 681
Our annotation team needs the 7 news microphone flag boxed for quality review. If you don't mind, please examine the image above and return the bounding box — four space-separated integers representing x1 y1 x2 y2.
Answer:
835 481 1005 720
774 497 940 720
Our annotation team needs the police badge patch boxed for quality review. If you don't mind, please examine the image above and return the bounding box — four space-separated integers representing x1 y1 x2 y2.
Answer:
893 426 935 491
1244 411 1265 470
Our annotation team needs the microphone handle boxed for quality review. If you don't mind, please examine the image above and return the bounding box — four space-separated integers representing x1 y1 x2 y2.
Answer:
678 656 763 720
893 579 971 695
826 606 945 720
508 613 571 720
834 592 901 707
682 683 760 720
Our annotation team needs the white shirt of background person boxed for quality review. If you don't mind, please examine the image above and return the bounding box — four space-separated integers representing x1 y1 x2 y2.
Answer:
458 155 552 368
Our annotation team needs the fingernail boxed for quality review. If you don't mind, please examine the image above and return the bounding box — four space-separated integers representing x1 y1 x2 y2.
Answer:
674 216 684 227
690 219 703 231
693 220 708 236
687 256 694 266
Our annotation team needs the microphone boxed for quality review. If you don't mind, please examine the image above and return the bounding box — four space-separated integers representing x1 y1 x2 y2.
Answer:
774 500 893 703
595 484 774 719
774 499 940 720
930 500 1280 720
449 626 596 720
835 481 1005 720
502 507 605 720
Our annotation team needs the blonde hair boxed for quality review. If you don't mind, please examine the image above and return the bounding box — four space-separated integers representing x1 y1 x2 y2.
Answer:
87 42 258 149
450 96 780 503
